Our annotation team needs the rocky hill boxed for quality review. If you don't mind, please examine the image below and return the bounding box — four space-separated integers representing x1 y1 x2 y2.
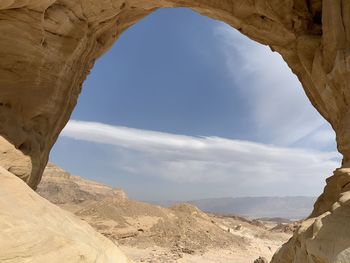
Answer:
38 163 126 204
37 163 293 263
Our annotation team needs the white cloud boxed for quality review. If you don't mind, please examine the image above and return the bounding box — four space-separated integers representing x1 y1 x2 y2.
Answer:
61 120 341 196
213 24 333 148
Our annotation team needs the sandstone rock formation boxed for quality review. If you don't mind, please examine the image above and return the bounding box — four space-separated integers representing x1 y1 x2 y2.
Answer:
0 166 132 263
0 0 349 262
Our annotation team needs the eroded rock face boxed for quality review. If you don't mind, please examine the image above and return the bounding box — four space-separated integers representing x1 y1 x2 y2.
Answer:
0 0 349 262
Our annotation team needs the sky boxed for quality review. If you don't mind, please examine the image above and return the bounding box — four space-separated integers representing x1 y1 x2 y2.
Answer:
50 8 341 202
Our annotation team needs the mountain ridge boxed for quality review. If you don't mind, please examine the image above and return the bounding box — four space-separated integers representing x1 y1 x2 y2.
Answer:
152 196 316 219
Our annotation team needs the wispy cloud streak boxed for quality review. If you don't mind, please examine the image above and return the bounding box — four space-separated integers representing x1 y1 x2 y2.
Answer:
213 24 335 149
61 120 341 196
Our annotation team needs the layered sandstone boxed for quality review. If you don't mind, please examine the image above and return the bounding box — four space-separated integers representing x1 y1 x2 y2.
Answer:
0 0 349 262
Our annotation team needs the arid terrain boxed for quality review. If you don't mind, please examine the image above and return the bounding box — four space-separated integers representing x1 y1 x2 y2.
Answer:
37 163 296 263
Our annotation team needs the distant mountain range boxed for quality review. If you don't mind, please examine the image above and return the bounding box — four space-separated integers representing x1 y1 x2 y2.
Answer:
40 163 316 220
153 196 317 220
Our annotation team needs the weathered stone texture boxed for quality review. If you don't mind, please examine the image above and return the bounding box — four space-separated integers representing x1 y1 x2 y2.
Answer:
0 0 349 262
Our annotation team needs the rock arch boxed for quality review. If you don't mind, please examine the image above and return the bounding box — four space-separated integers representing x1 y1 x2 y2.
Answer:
0 0 349 262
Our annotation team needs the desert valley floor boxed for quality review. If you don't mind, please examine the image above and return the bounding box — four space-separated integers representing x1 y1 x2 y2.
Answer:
37 163 297 263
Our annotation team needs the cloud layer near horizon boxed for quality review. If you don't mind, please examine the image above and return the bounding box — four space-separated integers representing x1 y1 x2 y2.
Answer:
61 120 341 196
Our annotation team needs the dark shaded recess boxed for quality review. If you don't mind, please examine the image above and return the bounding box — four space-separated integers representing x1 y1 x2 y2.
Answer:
313 11 322 25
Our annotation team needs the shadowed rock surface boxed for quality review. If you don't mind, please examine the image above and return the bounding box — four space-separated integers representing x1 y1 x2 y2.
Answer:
254 257 268 263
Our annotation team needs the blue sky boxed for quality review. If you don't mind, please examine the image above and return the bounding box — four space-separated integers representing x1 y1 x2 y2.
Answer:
50 8 340 201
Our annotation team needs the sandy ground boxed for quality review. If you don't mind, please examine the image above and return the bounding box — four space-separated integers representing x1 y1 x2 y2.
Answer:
115 214 291 263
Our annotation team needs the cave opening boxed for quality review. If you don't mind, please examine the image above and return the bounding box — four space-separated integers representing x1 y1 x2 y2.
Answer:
49 7 339 217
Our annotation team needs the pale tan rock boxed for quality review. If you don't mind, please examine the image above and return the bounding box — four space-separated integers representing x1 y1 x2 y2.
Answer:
271 169 350 263
0 166 133 263
0 1 349 262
